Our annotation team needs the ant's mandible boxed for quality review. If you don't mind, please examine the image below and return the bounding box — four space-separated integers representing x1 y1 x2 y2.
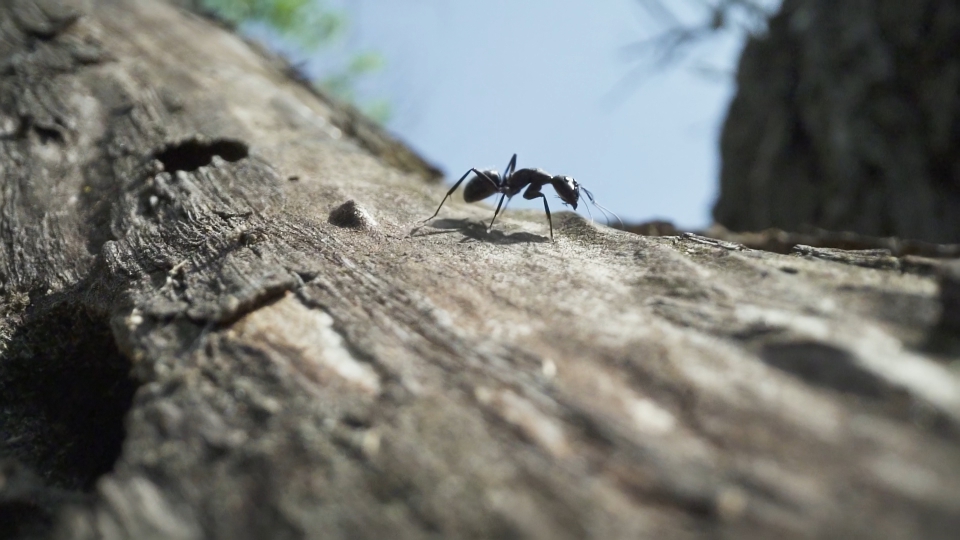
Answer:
422 154 620 240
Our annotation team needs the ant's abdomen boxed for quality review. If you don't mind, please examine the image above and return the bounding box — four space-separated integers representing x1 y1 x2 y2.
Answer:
463 176 499 202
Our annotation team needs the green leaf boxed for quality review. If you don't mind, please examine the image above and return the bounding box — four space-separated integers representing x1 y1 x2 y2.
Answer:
348 52 385 75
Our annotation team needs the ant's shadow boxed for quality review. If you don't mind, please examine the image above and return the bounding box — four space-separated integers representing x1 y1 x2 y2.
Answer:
410 219 549 244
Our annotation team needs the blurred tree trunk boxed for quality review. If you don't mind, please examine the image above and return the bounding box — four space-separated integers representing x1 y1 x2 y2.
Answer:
1 1 959 539
715 0 960 243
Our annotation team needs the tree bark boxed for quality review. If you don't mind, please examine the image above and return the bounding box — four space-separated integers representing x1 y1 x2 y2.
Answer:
1 1 959 539
715 0 960 243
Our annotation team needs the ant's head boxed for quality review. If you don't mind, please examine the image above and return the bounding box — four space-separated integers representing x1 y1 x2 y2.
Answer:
552 176 580 209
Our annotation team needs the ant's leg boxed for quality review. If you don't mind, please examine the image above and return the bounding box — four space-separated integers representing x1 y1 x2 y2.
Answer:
488 194 514 232
503 154 517 179
422 169 472 222
530 193 554 241
487 193 506 231
423 168 490 223
474 169 502 191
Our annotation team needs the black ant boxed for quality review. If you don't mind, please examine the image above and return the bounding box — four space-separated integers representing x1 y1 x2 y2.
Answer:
422 154 621 240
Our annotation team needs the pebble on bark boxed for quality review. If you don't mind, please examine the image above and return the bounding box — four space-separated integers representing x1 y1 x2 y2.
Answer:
328 200 378 230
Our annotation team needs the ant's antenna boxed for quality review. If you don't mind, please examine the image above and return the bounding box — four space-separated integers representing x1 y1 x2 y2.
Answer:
581 187 624 229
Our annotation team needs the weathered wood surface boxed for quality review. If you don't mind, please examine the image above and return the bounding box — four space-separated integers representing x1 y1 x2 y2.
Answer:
0 1 958 539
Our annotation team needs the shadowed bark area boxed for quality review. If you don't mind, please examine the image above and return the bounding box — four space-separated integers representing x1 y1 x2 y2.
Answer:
0 1 958 539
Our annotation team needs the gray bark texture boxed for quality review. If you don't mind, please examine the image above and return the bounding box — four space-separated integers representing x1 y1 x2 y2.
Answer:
1 1 959 539
714 0 960 243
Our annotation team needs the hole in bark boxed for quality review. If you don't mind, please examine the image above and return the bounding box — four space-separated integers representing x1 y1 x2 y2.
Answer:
154 138 249 173
340 414 370 430
33 126 64 145
0 306 137 492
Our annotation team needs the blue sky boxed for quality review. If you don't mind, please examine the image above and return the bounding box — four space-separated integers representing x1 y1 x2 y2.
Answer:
281 1 778 229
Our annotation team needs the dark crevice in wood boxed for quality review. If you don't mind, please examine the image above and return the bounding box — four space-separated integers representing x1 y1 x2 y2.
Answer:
0 116 65 144
0 304 137 491
197 277 298 327
0 302 138 538
154 138 249 173
759 341 887 398
32 124 63 144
